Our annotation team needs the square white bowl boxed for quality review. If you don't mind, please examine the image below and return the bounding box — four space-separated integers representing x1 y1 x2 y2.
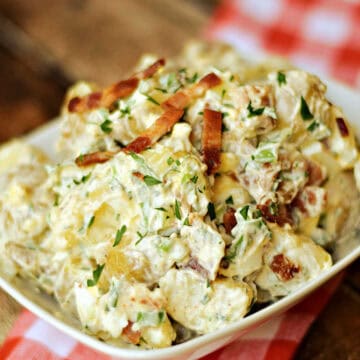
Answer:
0 78 359 360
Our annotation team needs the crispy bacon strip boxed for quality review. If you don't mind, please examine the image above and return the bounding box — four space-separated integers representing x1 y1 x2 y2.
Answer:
134 58 165 80
161 72 222 110
202 108 223 175
122 322 141 345
75 151 115 167
68 59 165 113
223 207 237 234
125 108 184 153
336 117 349 137
270 254 300 281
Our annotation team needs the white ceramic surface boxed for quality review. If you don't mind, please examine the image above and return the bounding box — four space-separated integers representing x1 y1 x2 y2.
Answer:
0 78 359 360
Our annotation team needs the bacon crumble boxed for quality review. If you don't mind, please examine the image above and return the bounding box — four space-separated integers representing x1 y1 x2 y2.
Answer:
257 201 293 226
202 108 223 175
270 254 300 281
336 117 349 137
223 208 237 234
122 322 141 345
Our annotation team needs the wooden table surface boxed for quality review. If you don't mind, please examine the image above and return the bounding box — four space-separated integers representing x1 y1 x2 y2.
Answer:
0 1 359 358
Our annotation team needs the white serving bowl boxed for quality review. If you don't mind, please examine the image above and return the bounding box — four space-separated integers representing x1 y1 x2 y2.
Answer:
0 78 359 360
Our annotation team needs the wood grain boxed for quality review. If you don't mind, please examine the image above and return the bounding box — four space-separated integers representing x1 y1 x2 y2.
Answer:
0 1 359 358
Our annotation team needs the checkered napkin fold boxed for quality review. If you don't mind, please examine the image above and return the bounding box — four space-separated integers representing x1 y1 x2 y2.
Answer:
1 0 359 358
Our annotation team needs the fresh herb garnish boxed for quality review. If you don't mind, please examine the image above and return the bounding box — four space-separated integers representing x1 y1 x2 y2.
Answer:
190 175 198 184
155 87 168 93
187 72 198 84
300 96 313 120
167 157 174 165
87 264 105 287
73 172 91 185
155 207 166 212
269 202 278 216
239 205 249 220
247 101 265 117
174 200 182 220
225 195 234 205
100 119 113 134
53 193 59 206
130 152 145 165
307 121 319 132
87 215 95 229
222 123 229 132
221 89 226 99
183 217 190 226
224 236 243 262
135 231 145 245
207 202 216 220
113 225 127 247
145 94 160 106
143 175 162 186
253 149 276 163
277 71 287 86
120 106 131 116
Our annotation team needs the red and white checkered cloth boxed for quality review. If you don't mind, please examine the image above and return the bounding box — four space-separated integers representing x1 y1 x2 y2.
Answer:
1 0 359 359
0 275 343 360
206 0 360 88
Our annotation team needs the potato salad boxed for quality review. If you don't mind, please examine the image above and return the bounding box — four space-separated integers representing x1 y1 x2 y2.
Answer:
1 42 359 349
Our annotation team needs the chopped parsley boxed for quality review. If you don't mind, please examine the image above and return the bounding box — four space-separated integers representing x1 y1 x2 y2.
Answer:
53 193 59 206
221 89 227 99
174 200 182 220
120 105 131 116
73 172 91 185
225 195 234 205
222 123 229 132
183 217 190 226
182 174 198 184
135 231 145 245
137 311 166 326
187 72 199 84
87 215 95 229
87 264 105 287
300 96 313 120
143 175 162 186
207 202 216 220
155 207 166 212
100 119 113 134
307 121 319 132
252 149 276 163
239 205 249 220
269 202 278 216
190 175 198 184
224 236 243 262
167 157 174 165
155 87 168 94
113 225 127 247
247 101 265 117
130 152 145 165
277 71 287 86
198 111 204 116
145 94 160 106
